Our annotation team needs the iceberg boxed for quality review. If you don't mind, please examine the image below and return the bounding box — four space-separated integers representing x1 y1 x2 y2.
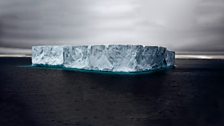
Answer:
63 46 89 69
32 46 64 66
32 45 175 72
89 45 113 71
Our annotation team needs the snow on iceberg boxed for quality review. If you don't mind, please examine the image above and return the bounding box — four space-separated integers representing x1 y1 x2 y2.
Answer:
32 45 175 72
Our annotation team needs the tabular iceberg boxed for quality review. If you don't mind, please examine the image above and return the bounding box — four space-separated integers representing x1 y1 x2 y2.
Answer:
32 45 175 72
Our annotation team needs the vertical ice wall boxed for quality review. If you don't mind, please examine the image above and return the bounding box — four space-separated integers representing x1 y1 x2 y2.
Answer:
32 45 175 72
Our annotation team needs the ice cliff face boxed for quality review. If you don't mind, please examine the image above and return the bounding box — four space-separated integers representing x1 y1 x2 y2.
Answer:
32 46 64 66
32 45 175 72
63 46 89 69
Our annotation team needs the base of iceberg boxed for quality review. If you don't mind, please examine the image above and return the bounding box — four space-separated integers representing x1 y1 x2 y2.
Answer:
32 45 175 72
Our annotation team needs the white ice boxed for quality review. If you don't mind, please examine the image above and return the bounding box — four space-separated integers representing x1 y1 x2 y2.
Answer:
32 46 64 66
32 45 175 72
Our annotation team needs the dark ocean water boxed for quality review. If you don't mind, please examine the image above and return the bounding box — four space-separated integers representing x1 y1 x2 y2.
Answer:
0 57 224 126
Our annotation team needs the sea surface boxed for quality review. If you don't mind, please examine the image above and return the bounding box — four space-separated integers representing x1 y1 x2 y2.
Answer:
0 57 224 126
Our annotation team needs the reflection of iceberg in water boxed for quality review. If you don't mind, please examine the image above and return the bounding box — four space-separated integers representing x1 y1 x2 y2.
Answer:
32 45 175 72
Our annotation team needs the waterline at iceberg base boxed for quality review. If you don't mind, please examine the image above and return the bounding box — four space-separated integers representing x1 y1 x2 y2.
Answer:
32 45 175 73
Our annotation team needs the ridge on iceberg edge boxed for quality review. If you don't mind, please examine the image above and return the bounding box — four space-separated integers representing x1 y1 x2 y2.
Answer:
32 45 175 72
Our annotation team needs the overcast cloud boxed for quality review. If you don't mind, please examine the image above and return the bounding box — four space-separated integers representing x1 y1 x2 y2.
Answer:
0 0 224 52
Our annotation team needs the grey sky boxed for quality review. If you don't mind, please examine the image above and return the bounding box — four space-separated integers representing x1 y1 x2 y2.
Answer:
0 0 224 52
